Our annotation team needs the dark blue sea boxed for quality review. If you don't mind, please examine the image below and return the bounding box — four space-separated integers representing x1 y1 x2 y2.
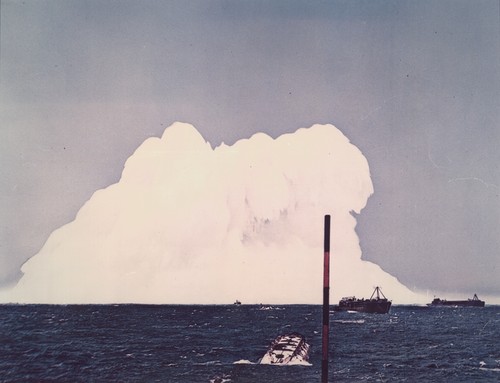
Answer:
1 304 498 382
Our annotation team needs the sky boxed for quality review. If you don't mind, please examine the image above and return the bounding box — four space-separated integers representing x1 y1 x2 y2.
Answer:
1 0 499 302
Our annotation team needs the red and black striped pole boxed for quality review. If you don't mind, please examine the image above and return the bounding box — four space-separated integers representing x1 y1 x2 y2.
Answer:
322 214 331 383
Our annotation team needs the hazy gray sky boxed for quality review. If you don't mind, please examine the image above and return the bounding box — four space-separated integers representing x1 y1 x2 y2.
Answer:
1 0 499 297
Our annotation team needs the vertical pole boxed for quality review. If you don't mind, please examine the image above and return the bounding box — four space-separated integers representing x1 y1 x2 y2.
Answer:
322 215 331 383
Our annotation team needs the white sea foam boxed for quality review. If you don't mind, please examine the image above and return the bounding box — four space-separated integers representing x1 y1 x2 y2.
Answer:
479 367 500 372
333 319 365 324
210 377 231 383
233 359 254 364
193 361 222 366
283 359 312 367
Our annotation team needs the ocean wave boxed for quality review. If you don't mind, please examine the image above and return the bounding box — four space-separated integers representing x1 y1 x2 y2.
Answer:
233 359 254 364
333 319 365 324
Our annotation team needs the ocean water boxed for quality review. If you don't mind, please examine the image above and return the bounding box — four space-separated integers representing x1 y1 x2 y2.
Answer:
0 304 498 382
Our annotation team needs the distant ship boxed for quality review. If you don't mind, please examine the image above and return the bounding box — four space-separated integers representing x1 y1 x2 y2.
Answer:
428 294 485 307
233 300 241 305
334 286 392 314
259 332 310 365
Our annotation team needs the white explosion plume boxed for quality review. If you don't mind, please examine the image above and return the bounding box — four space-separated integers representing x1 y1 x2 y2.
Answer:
3 122 423 304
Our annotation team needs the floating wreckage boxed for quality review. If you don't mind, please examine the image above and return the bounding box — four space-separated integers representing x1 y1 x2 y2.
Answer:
259 332 311 365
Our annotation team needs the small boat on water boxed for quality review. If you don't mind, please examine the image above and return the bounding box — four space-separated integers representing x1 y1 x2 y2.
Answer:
427 294 485 307
334 286 392 314
259 332 310 365
233 300 241 305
